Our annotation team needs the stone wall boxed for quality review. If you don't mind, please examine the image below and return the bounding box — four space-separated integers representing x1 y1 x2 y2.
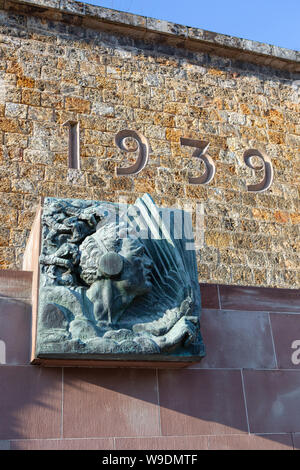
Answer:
1 270 300 450
0 0 299 288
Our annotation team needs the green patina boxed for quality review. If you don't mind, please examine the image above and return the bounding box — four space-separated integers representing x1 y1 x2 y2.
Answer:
36 194 205 362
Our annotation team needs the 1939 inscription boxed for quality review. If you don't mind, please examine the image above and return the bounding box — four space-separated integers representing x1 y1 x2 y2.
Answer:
64 121 274 193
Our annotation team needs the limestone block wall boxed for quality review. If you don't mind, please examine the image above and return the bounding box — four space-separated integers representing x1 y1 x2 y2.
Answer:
0 0 298 289
0 270 300 450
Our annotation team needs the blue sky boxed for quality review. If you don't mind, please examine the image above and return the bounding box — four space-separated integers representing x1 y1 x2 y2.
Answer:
84 0 299 51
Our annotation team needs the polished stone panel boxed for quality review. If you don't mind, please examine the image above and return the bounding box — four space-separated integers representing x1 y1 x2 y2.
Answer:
158 369 248 436
0 366 62 440
0 298 31 365
192 309 276 369
199 284 220 309
243 370 300 433
63 368 160 438
219 285 300 313
270 313 300 369
0 269 299 448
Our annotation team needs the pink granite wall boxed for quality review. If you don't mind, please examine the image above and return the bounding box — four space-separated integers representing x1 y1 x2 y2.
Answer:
0 270 300 450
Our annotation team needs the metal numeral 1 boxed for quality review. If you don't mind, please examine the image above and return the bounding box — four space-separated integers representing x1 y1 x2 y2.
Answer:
63 120 81 170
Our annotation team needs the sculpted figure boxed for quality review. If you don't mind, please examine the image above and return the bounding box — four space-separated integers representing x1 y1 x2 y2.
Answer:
42 200 105 246
36 194 205 361
79 224 153 325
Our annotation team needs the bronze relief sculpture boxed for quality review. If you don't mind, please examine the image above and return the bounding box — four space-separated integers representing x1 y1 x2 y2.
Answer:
36 194 205 363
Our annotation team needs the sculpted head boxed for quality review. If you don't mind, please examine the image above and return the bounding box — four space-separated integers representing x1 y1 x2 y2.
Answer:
79 221 153 295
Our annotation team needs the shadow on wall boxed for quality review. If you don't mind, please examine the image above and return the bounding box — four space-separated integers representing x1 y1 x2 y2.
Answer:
0 297 32 366
63 367 296 450
0 280 298 449
0 333 298 449
0 281 299 449
0 296 62 443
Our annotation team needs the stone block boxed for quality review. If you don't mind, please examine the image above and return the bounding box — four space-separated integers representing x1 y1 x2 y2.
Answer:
192 309 276 369
219 285 300 313
0 297 31 364
243 370 300 433
158 369 248 435
0 366 62 440
270 313 300 369
63 368 159 438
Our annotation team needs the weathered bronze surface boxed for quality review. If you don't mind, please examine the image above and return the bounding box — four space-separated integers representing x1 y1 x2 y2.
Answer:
35 194 205 363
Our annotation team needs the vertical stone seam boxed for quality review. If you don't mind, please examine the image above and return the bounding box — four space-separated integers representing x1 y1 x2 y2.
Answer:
155 368 162 436
268 312 279 369
217 284 221 309
240 369 251 434
61 367 64 439
291 432 296 450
